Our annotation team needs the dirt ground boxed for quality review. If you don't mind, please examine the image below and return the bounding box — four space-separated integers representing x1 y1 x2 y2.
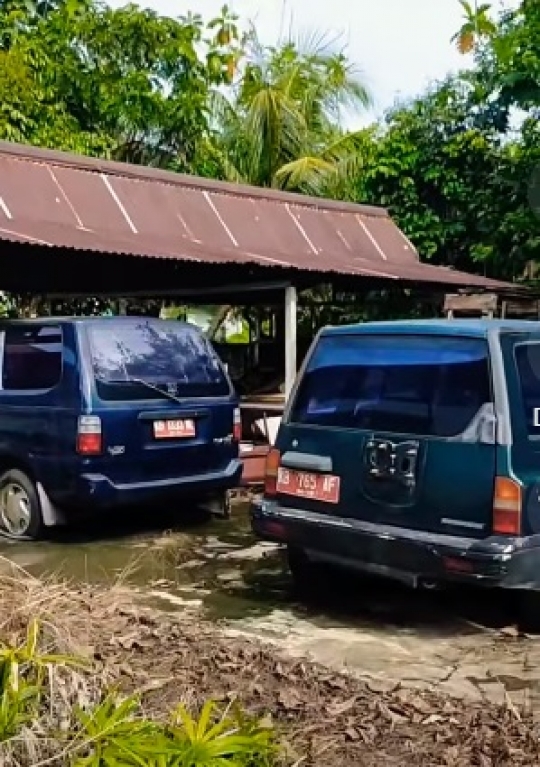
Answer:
2 559 540 766
2 504 540 765
106 600 540 766
3 506 540 711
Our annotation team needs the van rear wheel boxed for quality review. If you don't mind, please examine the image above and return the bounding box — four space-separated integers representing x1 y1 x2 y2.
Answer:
0 469 44 540
287 546 327 595
518 591 540 634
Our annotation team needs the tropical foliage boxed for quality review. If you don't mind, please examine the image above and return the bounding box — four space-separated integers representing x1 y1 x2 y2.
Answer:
451 0 497 54
0 0 242 167
210 31 372 195
352 0 540 283
0 619 276 766
353 78 539 282
0 0 538 284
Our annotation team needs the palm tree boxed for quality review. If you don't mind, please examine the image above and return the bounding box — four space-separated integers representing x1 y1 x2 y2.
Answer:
210 30 372 196
451 0 497 54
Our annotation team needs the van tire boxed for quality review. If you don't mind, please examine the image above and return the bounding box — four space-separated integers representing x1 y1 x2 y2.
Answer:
287 546 327 595
0 469 44 541
518 591 540 634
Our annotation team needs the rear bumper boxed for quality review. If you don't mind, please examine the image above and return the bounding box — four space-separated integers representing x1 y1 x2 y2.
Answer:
63 460 243 512
251 499 540 591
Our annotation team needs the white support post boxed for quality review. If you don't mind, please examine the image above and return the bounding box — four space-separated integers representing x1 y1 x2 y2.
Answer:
284 285 297 400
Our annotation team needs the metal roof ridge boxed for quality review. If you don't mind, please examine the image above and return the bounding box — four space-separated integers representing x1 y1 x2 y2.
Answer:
0 140 390 219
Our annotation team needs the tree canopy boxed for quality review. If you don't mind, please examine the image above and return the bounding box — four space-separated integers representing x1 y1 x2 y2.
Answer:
0 0 538 284
0 0 241 167
209 32 372 195
352 0 540 283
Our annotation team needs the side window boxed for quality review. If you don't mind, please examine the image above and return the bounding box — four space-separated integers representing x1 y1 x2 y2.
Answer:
289 335 492 438
514 343 540 436
2 325 63 391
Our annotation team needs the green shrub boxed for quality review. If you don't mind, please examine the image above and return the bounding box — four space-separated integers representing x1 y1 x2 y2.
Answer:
0 620 277 767
0 618 83 742
73 697 276 766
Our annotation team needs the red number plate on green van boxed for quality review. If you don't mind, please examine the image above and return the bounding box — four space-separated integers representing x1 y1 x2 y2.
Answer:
153 419 196 439
276 467 340 504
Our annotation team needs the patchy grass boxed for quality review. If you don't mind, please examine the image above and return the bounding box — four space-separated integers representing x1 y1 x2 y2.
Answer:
0 560 275 766
0 557 539 766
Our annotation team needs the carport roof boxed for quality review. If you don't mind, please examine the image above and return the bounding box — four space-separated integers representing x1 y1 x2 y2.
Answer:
0 140 514 291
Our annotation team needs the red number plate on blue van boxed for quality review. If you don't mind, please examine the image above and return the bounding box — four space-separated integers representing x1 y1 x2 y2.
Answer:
153 419 196 439
276 467 340 504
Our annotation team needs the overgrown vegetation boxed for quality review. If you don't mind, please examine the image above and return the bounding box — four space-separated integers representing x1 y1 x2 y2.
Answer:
0 560 540 767
1 643 275 767
0 575 276 766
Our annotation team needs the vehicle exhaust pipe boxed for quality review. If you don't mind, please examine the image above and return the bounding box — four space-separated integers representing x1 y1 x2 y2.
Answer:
420 579 441 591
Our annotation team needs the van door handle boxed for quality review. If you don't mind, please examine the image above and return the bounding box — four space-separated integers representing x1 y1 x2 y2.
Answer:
281 451 333 473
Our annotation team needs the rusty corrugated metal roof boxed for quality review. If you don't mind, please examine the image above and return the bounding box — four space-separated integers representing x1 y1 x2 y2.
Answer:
0 141 512 290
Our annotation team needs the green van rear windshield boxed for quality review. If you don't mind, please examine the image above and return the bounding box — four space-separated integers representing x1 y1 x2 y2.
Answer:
88 319 230 399
289 334 492 438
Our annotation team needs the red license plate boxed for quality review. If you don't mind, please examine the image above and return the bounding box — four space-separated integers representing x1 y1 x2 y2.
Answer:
276 467 340 504
153 419 196 439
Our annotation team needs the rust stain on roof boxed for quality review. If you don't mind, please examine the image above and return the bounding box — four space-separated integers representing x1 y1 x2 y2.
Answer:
0 141 512 290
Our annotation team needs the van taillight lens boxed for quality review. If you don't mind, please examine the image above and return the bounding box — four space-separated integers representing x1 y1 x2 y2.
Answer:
264 448 281 497
492 477 522 535
77 415 102 455
233 407 242 442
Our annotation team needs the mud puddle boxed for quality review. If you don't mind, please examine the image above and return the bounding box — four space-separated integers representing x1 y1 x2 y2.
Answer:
1 503 540 709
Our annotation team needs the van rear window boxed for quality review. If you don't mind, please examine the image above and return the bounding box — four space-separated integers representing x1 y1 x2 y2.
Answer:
88 319 230 400
289 334 491 437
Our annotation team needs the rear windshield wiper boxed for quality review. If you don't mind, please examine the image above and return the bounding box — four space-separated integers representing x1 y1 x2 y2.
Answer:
98 376 186 405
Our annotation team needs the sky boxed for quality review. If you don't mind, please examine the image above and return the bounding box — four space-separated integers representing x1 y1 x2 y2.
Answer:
121 0 518 128
223 0 475 124
107 0 520 128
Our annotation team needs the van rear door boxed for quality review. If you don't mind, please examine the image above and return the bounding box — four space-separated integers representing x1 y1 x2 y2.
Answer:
82 318 237 484
275 331 496 538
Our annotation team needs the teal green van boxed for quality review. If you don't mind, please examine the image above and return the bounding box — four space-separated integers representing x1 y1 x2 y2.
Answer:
250 320 540 628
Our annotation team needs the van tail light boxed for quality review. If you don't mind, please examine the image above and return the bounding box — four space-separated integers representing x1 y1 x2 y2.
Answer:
77 415 102 455
264 448 281 497
233 407 242 442
492 477 522 535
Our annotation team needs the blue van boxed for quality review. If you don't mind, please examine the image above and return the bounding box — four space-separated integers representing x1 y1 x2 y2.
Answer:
0 316 242 540
251 320 540 627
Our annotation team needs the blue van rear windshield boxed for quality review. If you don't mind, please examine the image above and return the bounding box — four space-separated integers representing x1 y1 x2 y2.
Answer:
289 334 491 437
88 319 230 399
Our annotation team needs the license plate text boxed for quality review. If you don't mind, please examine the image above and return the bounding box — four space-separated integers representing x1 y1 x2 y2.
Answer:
153 419 196 439
276 467 340 504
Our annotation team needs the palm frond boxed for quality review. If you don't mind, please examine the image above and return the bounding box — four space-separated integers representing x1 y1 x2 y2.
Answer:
320 129 368 161
207 87 238 131
274 155 336 195
244 85 306 182
291 27 347 58
210 27 370 190
457 0 476 22
219 153 246 184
